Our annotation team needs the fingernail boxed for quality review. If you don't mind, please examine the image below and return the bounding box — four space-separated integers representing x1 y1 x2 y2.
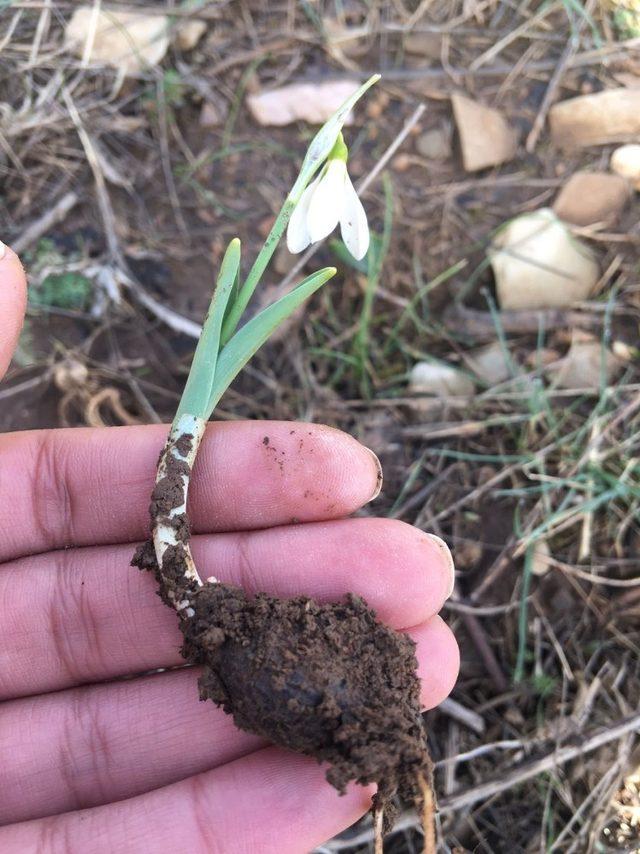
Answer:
364 446 383 501
0 241 6 261
425 533 455 598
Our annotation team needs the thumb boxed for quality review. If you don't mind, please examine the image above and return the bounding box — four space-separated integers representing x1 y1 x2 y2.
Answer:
0 243 28 381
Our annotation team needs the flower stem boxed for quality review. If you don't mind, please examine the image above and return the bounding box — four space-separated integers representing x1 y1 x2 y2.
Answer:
220 196 296 346
153 413 208 606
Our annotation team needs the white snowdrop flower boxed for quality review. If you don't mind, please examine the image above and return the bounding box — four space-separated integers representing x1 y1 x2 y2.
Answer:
287 136 370 261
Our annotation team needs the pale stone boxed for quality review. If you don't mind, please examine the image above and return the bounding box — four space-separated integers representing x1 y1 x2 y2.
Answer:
65 7 169 75
552 332 620 389
464 342 511 384
553 171 630 226
175 19 207 51
611 144 640 190
247 80 359 127
199 102 222 127
490 209 599 310
550 89 640 149
451 92 517 172
416 127 450 160
409 362 475 397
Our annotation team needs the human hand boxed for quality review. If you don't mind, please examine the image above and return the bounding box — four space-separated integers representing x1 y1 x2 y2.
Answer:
0 245 459 853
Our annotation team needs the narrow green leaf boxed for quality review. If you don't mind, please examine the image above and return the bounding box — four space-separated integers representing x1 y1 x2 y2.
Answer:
222 250 242 326
205 266 336 418
176 238 241 421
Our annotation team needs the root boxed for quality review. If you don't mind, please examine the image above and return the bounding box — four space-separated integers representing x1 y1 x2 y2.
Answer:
373 806 384 854
418 772 437 854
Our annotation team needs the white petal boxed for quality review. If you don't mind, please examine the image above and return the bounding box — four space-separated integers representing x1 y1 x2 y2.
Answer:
339 173 369 260
286 178 317 253
306 159 346 243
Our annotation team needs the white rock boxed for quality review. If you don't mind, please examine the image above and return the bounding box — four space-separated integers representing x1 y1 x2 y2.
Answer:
530 539 553 577
552 332 620 389
175 19 207 51
416 127 450 160
464 342 511 384
65 7 169 75
611 144 640 190
409 362 475 397
489 208 599 310
451 92 518 172
246 80 359 127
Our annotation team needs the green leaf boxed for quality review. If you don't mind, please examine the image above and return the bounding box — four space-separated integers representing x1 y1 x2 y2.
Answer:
222 251 241 326
176 238 241 421
205 266 336 418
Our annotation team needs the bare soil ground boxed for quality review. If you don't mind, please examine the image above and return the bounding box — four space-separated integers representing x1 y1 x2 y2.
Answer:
2 2 640 851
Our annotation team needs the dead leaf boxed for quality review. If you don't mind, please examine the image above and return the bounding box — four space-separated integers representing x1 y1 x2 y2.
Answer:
451 92 518 172
65 7 169 75
489 208 599 310
246 80 360 127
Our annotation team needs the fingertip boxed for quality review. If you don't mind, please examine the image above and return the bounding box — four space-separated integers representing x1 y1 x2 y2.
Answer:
0 243 28 379
411 615 460 710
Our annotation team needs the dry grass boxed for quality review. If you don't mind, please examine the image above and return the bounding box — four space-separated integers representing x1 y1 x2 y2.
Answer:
2 1 640 851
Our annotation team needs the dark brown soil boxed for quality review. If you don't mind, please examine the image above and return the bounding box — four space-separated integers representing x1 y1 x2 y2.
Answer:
133 434 432 832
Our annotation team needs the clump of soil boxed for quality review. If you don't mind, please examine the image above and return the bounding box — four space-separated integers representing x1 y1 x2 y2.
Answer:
132 434 433 832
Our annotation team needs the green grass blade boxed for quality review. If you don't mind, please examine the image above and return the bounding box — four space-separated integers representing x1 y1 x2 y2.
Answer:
175 238 241 421
205 266 336 418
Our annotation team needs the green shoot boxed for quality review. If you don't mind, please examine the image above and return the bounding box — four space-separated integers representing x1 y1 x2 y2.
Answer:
206 267 336 418
175 238 241 422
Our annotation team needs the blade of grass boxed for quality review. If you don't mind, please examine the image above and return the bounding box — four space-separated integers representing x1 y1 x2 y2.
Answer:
175 238 241 422
514 541 535 684
206 267 336 418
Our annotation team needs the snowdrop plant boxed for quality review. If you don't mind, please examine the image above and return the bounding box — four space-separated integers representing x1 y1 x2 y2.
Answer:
152 74 380 600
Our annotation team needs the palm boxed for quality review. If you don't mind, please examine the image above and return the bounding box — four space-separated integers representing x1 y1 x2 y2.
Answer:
0 248 458 853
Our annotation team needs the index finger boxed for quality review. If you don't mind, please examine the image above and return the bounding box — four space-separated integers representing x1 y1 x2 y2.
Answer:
0 421 382 562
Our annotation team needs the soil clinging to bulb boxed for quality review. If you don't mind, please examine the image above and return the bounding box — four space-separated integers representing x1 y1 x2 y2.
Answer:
132 432 433 833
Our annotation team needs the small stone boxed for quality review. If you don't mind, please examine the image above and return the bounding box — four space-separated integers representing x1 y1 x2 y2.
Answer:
416 127 450 160
464 342 511 384
247 80 359 127
553 171 630 226
409 362 475 397
490 208 599 310
531 539 552 577
403 31 442 60
611 144 640 190
175 19 207 51
65 7 169 75
550 89 640 149
552 332 621 389
199 101 222 128
451 92 518 172
392 153 412 172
